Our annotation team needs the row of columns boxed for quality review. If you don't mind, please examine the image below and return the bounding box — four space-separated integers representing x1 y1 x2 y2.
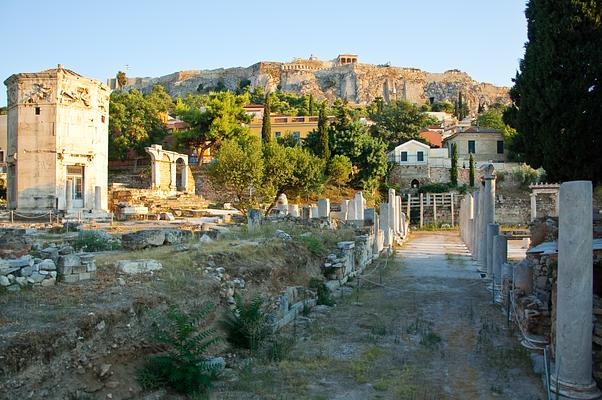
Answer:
458 176 600 399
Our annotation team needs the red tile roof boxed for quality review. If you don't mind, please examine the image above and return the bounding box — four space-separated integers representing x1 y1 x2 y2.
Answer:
419 130 443 148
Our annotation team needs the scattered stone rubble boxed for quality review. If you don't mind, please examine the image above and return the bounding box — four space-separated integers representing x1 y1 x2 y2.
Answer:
121 228 193 250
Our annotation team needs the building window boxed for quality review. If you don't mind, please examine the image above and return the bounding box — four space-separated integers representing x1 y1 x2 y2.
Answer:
468 140 476 154
274 131 281 138
417 151 424 162
0 151 4 163
292 131 301 145
497 140 504 154
35 107 40 115
101 115 106 123
400 151 408 162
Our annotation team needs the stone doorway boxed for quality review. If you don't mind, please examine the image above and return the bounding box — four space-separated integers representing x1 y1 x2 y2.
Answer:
66 165 84 209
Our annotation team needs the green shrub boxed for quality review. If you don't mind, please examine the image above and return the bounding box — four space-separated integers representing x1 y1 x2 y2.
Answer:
73 231 121 252
511 164 539 187
137 303 222 395
418 182 452 194
300 235 326 256
220 295 271 351
309 278 335 306
262 334 296 362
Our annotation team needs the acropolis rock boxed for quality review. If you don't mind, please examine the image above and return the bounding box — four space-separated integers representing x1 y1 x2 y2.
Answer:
109 55 509 111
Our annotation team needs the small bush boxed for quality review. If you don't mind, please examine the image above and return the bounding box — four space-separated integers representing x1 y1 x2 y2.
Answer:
418 182 452 194
309 278 335 306
300 235 326 256
262 334 296 362
511 164 539 187
73 231 121 252
137 303 222 395
220 295 271 351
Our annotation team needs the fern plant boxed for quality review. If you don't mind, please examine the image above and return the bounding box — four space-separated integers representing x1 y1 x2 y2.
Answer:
137 303 222 395
220 295 271 352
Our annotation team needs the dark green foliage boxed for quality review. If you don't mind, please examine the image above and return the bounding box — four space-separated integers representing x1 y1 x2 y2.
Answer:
309 278 335 306
431 100 455 113
505 0 602 183
137 304 221 395
450 143 458 186
300 235 326 256
469 153 475 187
220 295 271 351
317 102 331 160
308 94 315 115
369 100 437 150
73 231 121 252
261 94 272 143
455 91 469 120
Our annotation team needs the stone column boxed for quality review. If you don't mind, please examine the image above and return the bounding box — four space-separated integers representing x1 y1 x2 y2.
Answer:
379 203 391 247
450 193 455 226
288 204 300 218
310 207 319 219
182 164 189 192
340 200 349 221
396 195 402 234
348 200 356 221
66 182 72 210
388 189 396 234
492 235 507 286
372 215 381 256
406 194 411 220
94 186 102 210
486 223 499 277
170 161 177 191
355 192 365 221
552 181 600 400
554 191 560 217
471 191 480 260
317 198 330 218
479 165 496 270
530 192 537 221
247 209 261 231
433 195 437 223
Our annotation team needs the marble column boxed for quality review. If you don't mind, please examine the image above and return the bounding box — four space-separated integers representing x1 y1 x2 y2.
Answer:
388 189 397 234
372 214 381 256
492 235 507 286
348 200 356 221
552 181 600 400
340 200 349 221
396 195 402 234
530 192 537 221
66 182 72 210
486 223 499 277
479 165 496 270
317 198 330 218
419 193 424 228
94 186 102 210
355 192 365 221
471 191 480 260
379 203 391 247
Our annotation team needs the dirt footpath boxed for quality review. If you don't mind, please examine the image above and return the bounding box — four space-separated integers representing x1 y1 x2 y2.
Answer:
218 231 545 400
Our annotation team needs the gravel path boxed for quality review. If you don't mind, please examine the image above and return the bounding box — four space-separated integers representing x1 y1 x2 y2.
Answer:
218 231 545 400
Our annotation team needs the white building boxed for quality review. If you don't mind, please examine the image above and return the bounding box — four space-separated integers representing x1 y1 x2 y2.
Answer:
388 140 450 168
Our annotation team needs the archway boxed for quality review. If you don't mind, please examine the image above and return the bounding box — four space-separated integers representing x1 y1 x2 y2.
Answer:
175 158 186 192
411 179 420 189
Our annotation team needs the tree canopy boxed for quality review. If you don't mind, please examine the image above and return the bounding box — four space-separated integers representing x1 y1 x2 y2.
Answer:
369 100 437 150
504 0 602 183
175 91 251 160
108 86 172 160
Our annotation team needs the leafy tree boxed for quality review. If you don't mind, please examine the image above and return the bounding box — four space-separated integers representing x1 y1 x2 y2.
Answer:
207 137 264 215
250 86 265 104
369 100 437 150
0 106 6 115
116 71 127 89
261 94 272 142
328 155 353 187
504 0 602 183
431 100 455 114
450 143 458 185
108 86 172 160
175 91 251 161
316 102 331 160
469 153 475 187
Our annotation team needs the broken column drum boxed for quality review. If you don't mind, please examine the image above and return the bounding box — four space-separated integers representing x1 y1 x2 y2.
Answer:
492 235 507 286
551 181 601 400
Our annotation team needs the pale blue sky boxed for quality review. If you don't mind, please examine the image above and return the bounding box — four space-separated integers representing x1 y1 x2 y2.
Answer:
1 0 528 106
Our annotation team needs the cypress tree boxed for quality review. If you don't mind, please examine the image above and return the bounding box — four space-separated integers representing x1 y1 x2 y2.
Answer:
469 153 475 187
317 102 330 160
450 143 458 186
457 92 464 120
308 94 315 115
261 94 272 143
505 0 602 183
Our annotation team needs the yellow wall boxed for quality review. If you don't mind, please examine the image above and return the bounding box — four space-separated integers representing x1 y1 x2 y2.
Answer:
445 132 506 162
248 115 319 141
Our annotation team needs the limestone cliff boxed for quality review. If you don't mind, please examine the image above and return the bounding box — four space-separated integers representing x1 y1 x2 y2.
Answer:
122 58 509 111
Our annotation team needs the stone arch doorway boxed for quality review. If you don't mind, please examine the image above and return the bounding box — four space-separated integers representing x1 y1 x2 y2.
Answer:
411 179 420 189
175 157 186 191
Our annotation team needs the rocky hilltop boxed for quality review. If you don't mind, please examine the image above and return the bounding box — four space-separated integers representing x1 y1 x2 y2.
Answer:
116 56 509 111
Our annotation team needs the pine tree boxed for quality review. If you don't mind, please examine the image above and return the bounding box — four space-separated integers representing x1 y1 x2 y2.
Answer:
469 153 475 187
261 94 272 143
505 0 602 183
450 143 458 186
317 102 330 160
